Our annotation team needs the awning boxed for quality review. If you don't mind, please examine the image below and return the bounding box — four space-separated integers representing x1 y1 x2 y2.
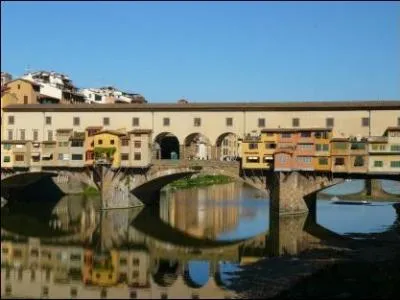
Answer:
248 156 259 160
31 153 40 157
42 153 52 158
263 156 274 160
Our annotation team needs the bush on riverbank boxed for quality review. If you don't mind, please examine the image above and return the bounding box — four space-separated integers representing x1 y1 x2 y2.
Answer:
82 186 99 196
168 175 233 190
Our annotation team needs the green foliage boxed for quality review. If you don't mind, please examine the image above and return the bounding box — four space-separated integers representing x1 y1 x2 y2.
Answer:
94 147 116 159
83 186 99 195
168 175 233 190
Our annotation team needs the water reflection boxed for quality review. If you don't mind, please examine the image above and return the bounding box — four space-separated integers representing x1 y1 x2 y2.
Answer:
1 182 398 299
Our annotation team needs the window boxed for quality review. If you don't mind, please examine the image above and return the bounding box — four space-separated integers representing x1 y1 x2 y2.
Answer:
374 160 383 167
8 116 14 125
161 293 168 299
132 117 139 126
372 144 386 151
354 156 365 167
130 291 137 299
278 155 288 163
98 139 103 145
316 144 329 151
100 289 107 299
71 154 83 160
121 153 129 160
351 143 366 150
226 117 233 126
258 118 265 128
390 145 400 152
3 144 11 150
298 144 313 150
300 132 311 138
333 142 347 150
296 156 312 163
20 129 25 140
71 140 83 147
192 294 200 299
134 141 141 148
194 117 201 127
334 158 345 166
390 161 400 168
249 143 258 150
3 156 10 163
132 270 139 278
281 133 291 138
265 143 276 149
103 117 110 126
70 288 78 298
223 148 228 155
42 286 49 297
46 116 52 125
398 117 400 126
132 258 140 265
319 157 328 165
362 117 369 127
119 258 127 265
73 117 80 126
7 129 13 140
31 270 36 282
122 139 129 146
95 94 102 101
24 95 28 104
48 130 53 141
292 118 300 127
33 130 39 141
6 284 11 296
134 153 141 160
326 118 334 127
110 139 115 145
18 84 20 89
163 117 170 126
18 269 23 280
15 154 24 162
58 153 64 160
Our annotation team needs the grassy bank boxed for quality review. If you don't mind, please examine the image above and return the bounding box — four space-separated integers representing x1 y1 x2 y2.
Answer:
82 186 100 196
167 175 234 190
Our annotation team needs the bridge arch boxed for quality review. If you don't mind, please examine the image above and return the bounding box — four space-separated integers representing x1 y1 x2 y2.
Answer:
153 132 180 160
215 132 239 161
184 132 212 160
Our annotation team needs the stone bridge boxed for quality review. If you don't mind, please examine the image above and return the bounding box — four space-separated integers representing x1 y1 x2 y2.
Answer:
1 162 399 215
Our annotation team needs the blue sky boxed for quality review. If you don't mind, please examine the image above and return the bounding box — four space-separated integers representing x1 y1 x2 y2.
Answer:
1 1 399 102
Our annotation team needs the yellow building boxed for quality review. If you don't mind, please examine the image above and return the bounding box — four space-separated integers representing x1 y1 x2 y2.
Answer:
92 130 125 168
84 126 103 166
368 127 400 173
241 134 264 169
260 130 278 168
330 138 350 173
313 130 332 171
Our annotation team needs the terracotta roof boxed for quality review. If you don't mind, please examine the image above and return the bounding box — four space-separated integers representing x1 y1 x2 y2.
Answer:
2 101 400 112
56 128 73 133
85 126 103 130
384 126 400 135
128 129 153 134
261 127 332 133
92 130 126 136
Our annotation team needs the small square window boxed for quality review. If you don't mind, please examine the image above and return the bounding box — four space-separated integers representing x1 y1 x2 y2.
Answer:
134 153 141 160
73 117 80 126
132 117 139 126
71 287 78 298
134 141 141 148
110 139 115 145
8 115 15 125
103 117 110 126
398 117 400 126
33 130 39 141
258 118 265 128
8 129 13 140
46 116 52 125
362 117 369 127
121 153 129 160
326 118 334 127
163 118 170 126
292 118 300 127
194 118 201 127
130 291 137 299
226 117 233 126
20 129 25 140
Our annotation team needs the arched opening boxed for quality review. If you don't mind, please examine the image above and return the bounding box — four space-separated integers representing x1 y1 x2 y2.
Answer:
184 133 212 160
154 132 180 160
152 260 179 287
215 132 239 161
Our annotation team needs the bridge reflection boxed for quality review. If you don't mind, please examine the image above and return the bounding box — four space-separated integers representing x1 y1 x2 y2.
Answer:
0 191 368 299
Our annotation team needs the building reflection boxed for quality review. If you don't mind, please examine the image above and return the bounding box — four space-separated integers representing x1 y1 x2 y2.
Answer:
161 182 241 239
0 189 343 299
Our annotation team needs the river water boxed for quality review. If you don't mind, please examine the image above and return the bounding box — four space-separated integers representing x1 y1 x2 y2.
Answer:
1 179 399 299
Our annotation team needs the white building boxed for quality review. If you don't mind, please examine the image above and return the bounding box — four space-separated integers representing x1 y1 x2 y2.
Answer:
81 86 147 104
22 71 85 104
1 72 12 87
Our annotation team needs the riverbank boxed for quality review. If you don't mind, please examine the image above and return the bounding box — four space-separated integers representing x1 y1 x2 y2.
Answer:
230 222 400 299
167 174 234 190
